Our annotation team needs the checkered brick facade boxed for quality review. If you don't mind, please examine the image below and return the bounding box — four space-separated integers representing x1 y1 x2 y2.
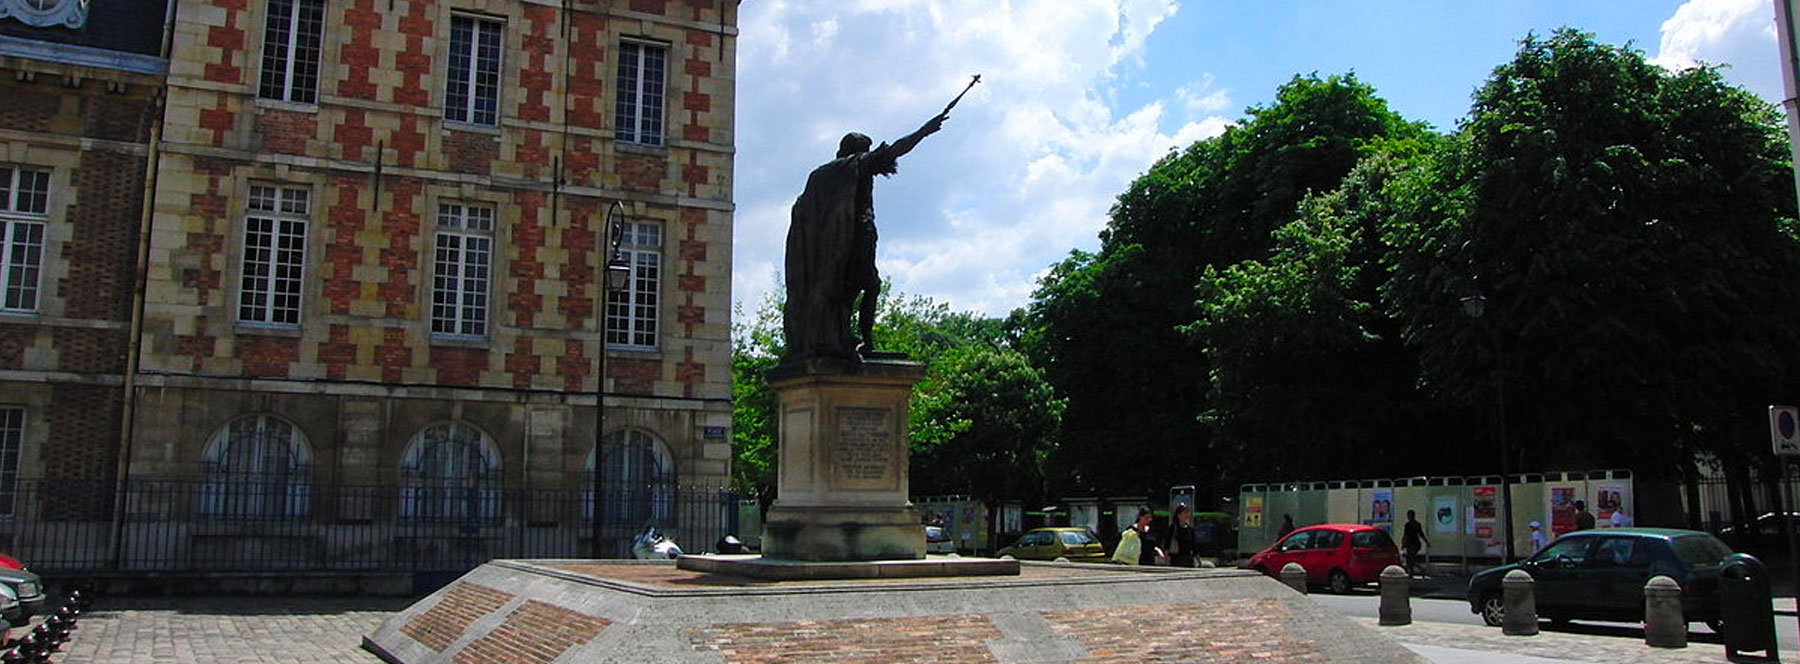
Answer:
4 0 737 531
127 0 738 502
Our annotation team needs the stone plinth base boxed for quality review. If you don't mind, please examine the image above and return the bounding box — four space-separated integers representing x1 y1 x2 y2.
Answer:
362 559 1429 664
676 553 1018 580
761 504 924 561
762 357 928 562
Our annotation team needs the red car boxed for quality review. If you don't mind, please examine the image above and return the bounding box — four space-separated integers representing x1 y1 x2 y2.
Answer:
1242 523 1401 594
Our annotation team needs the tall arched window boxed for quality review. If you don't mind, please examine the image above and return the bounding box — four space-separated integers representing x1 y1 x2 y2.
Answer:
586 429 674 525
399 422 501 523
199 414 312 519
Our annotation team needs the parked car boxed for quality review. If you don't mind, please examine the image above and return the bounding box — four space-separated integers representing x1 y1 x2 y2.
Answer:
0 553 24 571
925 525 956 554
996 527 1108 562
1716 512 1800 558
1241 524 1401 594
1466 527 1732 629
0 582 20 627
0 566 44 625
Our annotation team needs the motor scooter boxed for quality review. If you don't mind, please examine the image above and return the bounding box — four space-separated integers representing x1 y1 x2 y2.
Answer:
631 525 683 559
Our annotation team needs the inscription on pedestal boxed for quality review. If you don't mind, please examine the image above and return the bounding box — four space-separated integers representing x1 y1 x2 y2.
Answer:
833 407 895 489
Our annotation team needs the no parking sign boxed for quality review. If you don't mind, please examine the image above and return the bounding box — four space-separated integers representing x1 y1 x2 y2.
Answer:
1772 405 1800 456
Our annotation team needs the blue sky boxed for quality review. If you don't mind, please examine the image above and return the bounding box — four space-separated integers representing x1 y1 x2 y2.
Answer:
734 0 1781 319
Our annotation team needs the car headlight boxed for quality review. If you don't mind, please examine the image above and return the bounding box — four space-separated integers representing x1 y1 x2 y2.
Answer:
16 583 36 597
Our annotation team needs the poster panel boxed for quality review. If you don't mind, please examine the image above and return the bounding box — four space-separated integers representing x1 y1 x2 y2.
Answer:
1368 489 1394 531
1549 486 1577 536
1244 495 1264 528
1595 483 1630 526
1433 495 1458 534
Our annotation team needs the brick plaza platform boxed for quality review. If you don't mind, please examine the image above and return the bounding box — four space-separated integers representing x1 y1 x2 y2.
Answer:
363 558 1428 663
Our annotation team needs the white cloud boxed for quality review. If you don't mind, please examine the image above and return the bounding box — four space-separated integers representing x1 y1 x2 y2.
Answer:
1652 0 1781 100
1176 74 1233 116
734 0 1225 319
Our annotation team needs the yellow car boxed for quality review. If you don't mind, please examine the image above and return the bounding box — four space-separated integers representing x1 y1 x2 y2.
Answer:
996 527 1108 562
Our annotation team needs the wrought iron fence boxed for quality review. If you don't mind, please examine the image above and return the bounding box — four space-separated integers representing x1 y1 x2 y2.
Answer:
0 478 751 575
1683 463 1800 535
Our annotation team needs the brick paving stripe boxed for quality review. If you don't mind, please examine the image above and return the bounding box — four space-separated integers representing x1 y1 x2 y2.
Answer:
1043 599 1326 663
398 582 514 652
453 599 609 664
687 614 1004 663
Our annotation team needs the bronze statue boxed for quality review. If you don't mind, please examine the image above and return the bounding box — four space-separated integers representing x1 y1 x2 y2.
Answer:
783 77 978 362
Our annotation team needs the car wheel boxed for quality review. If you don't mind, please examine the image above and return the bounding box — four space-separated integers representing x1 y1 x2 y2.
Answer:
1328 570 1353 595
1480 592 1505 627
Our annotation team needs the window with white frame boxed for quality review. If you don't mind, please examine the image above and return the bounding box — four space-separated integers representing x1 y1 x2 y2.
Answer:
198 414 312 519
0 407 21 516
0 167 49 313
257 0 324 104
431 203 494 338
585 429 674 525
606 221 660 349
399 422 501 523
444 14 503 126
238 184 309 326
614 40 666 146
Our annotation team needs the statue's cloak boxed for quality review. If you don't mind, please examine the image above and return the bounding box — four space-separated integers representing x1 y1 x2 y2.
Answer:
784 155 864 360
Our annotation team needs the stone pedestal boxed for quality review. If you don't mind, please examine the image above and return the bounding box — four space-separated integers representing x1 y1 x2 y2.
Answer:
759 356 926 562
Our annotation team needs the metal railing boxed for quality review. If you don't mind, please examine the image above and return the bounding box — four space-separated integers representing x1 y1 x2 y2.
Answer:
0 478 748 574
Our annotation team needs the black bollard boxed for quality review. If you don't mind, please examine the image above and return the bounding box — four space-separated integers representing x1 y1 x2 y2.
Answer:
0 648 21 664
28 625 56 652
52 607 74 630
41 617 64 644
14 634 41 664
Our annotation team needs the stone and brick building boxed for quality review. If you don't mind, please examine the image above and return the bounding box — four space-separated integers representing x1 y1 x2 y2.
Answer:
0 0 737 567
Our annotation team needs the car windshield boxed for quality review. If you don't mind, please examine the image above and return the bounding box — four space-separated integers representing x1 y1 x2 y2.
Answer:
1670 534 1732 566
1060 530 1098 546
1351 529 1394 549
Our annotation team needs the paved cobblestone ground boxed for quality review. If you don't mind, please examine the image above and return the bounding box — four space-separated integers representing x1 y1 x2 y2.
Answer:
43 595 1800 663
56 597 406 664
1349 616 1796 663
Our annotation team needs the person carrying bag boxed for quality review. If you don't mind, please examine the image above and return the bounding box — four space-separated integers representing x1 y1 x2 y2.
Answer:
1112 525 1142 565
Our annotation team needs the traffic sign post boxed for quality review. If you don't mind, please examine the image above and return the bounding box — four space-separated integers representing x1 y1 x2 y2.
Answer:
1771 406 1800 456
1771 405 1800 644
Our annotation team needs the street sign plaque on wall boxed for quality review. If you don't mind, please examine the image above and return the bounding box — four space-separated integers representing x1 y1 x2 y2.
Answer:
1771 405 1800 456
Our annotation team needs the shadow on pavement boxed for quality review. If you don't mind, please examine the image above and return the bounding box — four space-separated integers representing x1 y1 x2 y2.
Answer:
90 595 416 616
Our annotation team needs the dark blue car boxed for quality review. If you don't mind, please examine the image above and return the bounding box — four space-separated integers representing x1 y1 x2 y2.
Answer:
1466 528 1732 630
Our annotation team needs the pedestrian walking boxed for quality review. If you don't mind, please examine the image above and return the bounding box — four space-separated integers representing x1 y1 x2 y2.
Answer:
1401 510 1429 577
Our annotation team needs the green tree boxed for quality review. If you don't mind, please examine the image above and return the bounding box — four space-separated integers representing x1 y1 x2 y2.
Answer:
1023 73 1428 496
729 298 783 500
1384 30 1800 516
909 346 1063 506
1188 144 1447 480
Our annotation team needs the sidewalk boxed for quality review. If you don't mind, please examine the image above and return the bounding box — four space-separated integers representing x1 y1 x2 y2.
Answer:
1362 617 1794 664
43 591 1800 664
1399 563 1797 663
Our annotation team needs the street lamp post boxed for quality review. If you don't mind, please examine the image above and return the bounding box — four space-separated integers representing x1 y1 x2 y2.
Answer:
1461 292 1515 562
592 200 632 557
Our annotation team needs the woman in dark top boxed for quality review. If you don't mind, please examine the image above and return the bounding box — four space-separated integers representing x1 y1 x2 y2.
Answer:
1132 507 1165 566
1168 503 1198 568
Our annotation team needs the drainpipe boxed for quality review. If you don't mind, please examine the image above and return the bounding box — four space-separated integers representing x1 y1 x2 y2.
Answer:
108 0 176 570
